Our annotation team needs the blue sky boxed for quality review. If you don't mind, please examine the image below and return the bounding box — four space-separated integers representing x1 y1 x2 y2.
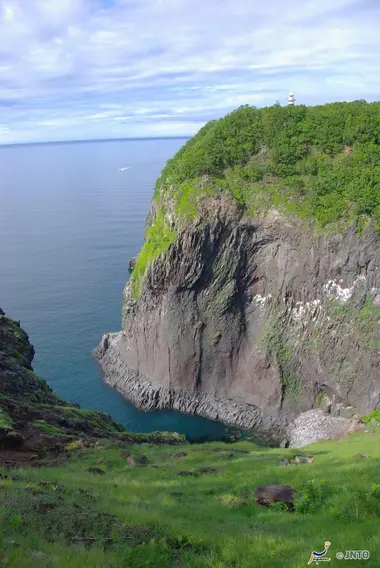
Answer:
1 0 380 144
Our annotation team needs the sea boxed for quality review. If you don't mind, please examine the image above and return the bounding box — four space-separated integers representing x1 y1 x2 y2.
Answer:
0 138 232 441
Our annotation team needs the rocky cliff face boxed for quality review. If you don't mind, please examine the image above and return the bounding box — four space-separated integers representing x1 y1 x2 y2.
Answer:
96 193 380 444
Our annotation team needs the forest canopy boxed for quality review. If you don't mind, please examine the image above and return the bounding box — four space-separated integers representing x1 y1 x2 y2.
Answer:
156 101 380 231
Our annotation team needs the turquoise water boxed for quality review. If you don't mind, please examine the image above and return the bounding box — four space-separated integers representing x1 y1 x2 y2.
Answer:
0 138 231 440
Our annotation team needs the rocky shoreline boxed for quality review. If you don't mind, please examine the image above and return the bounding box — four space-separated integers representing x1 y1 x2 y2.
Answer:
96 330 368 448
94 332 364 447
94 331 289 445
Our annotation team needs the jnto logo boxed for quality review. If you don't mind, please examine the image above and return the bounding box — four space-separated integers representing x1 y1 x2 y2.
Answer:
336 550 371 560
308 541 332 564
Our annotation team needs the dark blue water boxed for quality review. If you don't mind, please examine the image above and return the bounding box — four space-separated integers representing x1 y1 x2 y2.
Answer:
0 138 231 440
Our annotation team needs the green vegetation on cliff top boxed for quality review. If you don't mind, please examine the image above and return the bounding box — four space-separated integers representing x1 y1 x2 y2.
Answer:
157 101 380 228
131 101 380 297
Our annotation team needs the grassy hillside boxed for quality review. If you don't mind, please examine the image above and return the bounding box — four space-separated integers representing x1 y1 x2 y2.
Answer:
1 430 380 567
131 101 380 297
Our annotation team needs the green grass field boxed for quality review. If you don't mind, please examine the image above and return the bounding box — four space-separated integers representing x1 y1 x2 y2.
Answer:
1 429 379 567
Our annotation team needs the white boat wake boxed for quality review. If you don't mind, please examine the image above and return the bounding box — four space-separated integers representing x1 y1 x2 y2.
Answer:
118 166 131 172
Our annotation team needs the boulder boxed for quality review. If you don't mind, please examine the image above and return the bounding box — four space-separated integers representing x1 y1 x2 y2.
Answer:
254 484 294 510
294 455 314 464
276 458 290 466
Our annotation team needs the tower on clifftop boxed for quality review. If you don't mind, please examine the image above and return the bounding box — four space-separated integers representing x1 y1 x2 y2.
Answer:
288 93 295 105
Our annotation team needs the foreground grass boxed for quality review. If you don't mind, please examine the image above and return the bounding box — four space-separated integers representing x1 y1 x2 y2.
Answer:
1 430 380 567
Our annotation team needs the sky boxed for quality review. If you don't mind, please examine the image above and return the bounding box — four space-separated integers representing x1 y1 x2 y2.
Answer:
0 0 380 144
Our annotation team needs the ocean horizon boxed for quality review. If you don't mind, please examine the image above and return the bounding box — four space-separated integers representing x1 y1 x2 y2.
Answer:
0 135 190 149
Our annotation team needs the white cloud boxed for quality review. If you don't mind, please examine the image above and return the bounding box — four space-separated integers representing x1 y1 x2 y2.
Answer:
0 0 379 143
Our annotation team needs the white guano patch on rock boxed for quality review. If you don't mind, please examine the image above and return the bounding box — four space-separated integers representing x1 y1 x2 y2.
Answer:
289 299 321 325
288 275 369 326
323 275 367 303
252 294 272 308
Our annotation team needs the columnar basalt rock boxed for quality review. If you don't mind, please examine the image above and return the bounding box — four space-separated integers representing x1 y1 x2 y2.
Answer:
95 194 380 445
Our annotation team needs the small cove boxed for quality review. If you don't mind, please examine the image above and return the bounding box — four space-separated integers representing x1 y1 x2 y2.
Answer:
0 137 247 442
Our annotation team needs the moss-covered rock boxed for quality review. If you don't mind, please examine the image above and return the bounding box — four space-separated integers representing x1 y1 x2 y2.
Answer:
0 310 128 462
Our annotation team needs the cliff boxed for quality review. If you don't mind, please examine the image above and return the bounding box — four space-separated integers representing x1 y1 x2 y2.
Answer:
0 308 128 460
95 101 380 444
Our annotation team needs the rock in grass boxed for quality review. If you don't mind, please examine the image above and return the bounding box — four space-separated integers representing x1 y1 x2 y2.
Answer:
177 471 199 477
199 467 218 474
294 455 314 464
276 458 290 466
86 467 105 475
353 453 370 459
254 484 294 510
170 452 187 458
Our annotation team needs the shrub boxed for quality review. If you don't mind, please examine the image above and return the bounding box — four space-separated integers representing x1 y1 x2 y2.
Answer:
294 479 329 514
362 410 380 426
